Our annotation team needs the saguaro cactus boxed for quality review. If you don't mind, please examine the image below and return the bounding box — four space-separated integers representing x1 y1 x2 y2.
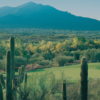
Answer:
0 84 3 100
24 73 27 92
18 66 25 84
18 65 25 99
80 57 88 100
62 80 67 100
6 51 12 100
10 37 15 80
0 37 28 100
10 37 17 100
0 73 5 100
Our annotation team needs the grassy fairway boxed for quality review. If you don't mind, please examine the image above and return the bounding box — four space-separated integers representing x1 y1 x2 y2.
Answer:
26 62 100 83
1 62 100 83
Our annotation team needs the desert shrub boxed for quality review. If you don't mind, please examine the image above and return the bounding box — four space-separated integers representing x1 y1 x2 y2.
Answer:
27 72 64 100
75 50 81 60
81 49 99 62
63 51 70 56
0 46 6 55
32 53 41 58
15 47 21 56
0 53 3 59
0 59 5 70
69 52 73 56
21 50 29 57
27 75 100 100
25 54 31 60
35 60 50 66
54 55 74 66
14 56 27 68
29 56 44 64
90 49 97 62
42 52 52 60
80 49 92 61
95 51 100 62
29 58 39 64
70 50 81 60
49 61 59 67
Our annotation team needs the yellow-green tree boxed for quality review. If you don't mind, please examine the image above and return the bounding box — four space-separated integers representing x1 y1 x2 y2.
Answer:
56 42 64 52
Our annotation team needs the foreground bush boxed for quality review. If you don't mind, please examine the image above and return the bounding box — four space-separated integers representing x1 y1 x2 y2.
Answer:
2 71 100 100
22 72 100 100
26 72 64 100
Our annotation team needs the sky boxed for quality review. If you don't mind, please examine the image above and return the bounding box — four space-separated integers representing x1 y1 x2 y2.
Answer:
0 0 100 21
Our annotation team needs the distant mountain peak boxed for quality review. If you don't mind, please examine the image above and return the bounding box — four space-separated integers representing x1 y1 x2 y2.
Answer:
0 2 100 31
17 2 38 8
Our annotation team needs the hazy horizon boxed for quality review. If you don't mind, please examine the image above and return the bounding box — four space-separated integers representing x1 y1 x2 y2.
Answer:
0 0 100 21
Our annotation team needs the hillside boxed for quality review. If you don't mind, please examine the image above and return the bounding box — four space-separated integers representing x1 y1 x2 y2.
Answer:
0 2 100 31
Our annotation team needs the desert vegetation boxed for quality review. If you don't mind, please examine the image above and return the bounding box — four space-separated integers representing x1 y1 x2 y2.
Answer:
0 29 100 100
0 29 100 71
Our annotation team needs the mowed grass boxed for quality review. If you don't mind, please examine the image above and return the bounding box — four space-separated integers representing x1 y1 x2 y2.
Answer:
26 62 100 84
2 62 100 83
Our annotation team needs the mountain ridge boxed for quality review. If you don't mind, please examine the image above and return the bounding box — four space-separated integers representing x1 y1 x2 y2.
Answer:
0 2 100 31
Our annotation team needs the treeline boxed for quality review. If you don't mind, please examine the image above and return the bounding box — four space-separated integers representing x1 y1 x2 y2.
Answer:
0 36 100 70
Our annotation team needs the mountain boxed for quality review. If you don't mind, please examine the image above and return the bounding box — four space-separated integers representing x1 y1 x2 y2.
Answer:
0 2 100 31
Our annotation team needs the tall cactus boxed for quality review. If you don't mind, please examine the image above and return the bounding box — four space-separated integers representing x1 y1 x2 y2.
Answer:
0 37 27 100
6 50 12 100
80 57 88 100
62 80 67 100
10 37 15 80
0 73 5 100
10 37 17 100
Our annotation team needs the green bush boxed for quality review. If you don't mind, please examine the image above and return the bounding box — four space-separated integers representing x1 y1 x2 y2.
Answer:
54 55 74 66
32 53 41 58
35 60 50 66
81 49 98 62
42 52 52 60
14 56 27 69
63 51 70 56
71 50 81 60
96 51 100 62
0 53 3 59
29 58 39 64
0 59 5 70
29 53 44 64
15 47 21 56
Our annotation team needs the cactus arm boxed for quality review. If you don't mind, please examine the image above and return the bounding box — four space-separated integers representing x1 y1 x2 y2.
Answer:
24 73 27 92
0 73 5 88
62 80 67 100
12 80 17 100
